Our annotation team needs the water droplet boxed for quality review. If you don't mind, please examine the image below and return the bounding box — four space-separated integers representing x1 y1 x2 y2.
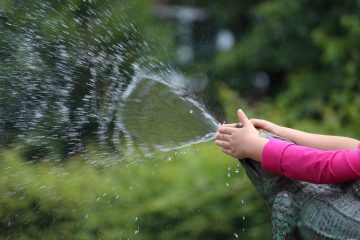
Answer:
234 233 239 238
226 182 229 187
189 109 193 114
134 216 138 222
242 216 246 221
227 172 231 178
134 226 140 235
167 156 173 161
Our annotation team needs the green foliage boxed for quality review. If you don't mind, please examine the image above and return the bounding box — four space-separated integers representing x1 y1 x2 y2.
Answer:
175 0 360 135
0 143 271 239
238 1 359 133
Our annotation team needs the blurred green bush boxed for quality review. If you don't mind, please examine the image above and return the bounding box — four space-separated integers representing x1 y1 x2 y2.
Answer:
0 144 271 239
177 0 360 135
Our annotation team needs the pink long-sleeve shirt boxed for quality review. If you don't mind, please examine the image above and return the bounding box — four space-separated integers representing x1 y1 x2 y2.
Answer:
261 139 360 184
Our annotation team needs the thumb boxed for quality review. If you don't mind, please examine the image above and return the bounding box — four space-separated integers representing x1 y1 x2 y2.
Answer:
237 109 251 127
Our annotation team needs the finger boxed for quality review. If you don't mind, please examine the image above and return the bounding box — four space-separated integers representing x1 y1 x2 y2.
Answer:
215 133 231 141
218 127 235 135
221 123 238 128
215 140 231 148
221 146 233 151
222 147 235 156
250 119 275 132
250 119 267 128
237 109 251 127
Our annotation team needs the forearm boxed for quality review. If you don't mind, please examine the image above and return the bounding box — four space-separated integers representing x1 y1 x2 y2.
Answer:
262 139 360 184
278 127 360 150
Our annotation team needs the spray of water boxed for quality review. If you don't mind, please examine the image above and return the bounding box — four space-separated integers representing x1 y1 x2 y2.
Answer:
0 0 220 162
119 68 219 156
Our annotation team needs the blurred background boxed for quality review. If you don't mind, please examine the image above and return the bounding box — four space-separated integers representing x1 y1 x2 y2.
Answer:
0 0 359 239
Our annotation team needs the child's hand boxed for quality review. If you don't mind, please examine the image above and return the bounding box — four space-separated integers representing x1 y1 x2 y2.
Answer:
215 109 268 161
250 119 282 136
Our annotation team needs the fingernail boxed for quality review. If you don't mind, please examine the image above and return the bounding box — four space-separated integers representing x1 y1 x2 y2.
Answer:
238 109 243 113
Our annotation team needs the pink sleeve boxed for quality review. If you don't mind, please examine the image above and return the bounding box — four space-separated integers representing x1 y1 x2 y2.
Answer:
261 139 360 184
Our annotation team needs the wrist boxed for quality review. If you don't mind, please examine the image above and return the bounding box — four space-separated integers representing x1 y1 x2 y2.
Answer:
248 137 268 162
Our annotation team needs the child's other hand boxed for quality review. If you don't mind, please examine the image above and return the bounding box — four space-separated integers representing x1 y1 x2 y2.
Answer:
250 118 282 136
215 109 268 161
